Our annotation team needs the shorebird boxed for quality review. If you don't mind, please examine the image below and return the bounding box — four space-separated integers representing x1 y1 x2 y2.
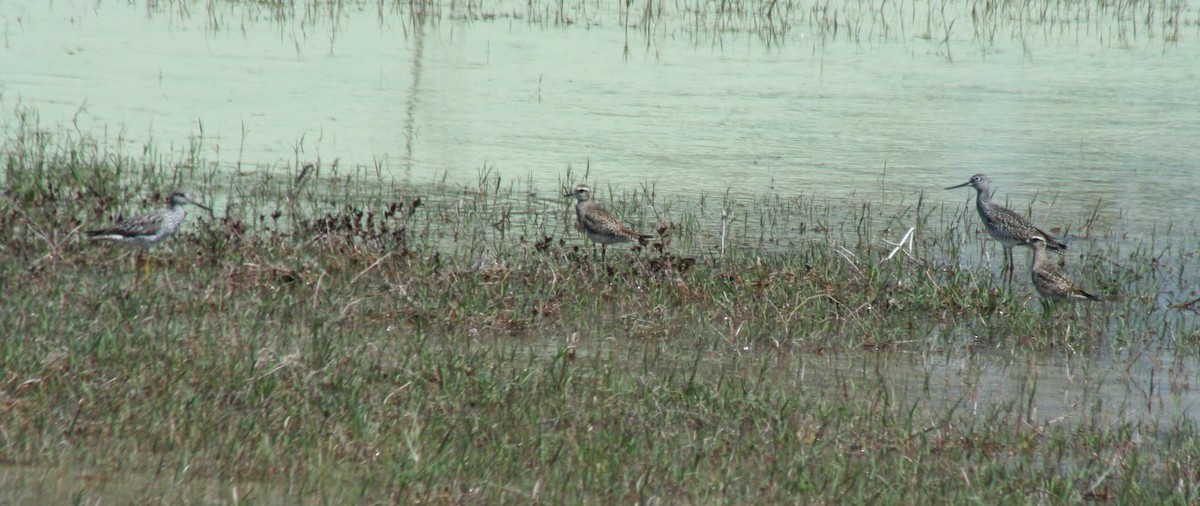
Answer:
87 189 211 274
1025 236 1102 303
946 174 1066 282
565 183 652 260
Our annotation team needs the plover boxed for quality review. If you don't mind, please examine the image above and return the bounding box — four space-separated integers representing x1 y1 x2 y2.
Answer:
565 183 652 260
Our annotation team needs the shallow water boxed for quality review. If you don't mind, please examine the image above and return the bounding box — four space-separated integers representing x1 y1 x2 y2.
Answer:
536 331 1200 439
3 0 1199 238
3 0 1199 456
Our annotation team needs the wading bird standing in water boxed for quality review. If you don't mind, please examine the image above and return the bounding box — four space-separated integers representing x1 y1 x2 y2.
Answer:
946 173 1066 283
565 183 652 261
1024 235 1102 305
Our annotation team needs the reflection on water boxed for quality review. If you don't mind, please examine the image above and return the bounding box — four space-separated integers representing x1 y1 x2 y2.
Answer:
870 348 1199 428
579 340 1200 431
2 0 1198 449
402 8 427 174
2 0 1198 238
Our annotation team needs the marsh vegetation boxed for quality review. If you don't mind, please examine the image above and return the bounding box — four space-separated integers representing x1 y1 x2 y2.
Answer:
189 0 1198 49
3 0 1199 501
2 105 1199 502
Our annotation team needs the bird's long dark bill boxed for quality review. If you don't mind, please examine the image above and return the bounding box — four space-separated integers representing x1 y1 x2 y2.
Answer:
944 181 972 190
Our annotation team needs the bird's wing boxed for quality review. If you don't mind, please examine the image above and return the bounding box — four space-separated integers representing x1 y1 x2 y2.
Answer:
982 203 1034 232
1033 264 1072 290
1033 264 1098 301
985 204 1066 249
88 211 164 238
580 206 628 236
1036 227 1069 251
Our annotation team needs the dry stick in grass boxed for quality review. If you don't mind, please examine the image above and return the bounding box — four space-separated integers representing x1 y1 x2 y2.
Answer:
340 298 365 320
1172 296 1200 310
351 252 392 285
10 203 83 271
881 227 915 262
638 181 666 231
35 223 85 270
311 271 327 310
833 245 863 276
1085 453 1123 498
720 208 729 257
785 293 838 322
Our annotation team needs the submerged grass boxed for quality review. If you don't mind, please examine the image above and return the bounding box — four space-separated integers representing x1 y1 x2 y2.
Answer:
3 113 1200 502
185 0 1199 51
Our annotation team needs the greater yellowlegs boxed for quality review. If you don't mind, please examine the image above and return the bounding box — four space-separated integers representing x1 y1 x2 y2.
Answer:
565 184 652 260
87 190 211 272
946 174 1066 282
1025 236 1101 303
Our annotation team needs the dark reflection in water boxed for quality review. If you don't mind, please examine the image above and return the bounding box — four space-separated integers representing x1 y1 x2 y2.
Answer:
403 9 426 175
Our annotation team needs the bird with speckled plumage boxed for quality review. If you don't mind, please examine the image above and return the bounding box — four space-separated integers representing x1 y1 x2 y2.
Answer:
88 190 211 274
1025 235 1102 303
565 183 652 260
947 174 1066 282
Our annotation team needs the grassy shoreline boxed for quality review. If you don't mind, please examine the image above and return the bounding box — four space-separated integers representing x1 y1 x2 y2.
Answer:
3 118 1199 503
